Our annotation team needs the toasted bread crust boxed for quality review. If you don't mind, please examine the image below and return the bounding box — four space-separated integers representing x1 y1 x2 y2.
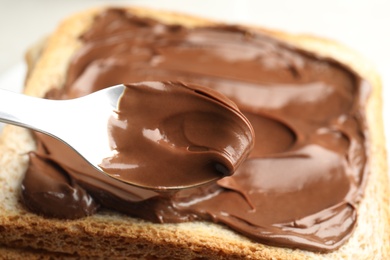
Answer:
0 6 388 259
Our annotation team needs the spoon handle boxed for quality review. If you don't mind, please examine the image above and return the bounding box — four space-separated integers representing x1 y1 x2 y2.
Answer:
0 88 114 167
0 89 60 135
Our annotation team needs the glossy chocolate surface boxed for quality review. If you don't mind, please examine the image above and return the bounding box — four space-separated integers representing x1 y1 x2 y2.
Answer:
100 81 254 189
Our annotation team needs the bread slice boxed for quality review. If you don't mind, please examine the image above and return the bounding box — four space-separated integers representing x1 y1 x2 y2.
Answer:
0 6 389 259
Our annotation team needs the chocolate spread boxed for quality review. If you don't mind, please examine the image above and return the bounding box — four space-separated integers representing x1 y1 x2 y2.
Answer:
100 81 254 189
21 8 370 252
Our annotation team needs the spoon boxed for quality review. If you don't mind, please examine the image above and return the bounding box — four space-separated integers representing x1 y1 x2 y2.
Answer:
0 83 254 191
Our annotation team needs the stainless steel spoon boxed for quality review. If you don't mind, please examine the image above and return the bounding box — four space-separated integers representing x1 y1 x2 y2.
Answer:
0 84 251 191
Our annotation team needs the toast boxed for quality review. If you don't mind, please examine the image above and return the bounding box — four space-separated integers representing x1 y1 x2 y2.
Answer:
0 6 389 259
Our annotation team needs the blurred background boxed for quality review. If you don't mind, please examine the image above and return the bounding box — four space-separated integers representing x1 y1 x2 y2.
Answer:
0 0 389 170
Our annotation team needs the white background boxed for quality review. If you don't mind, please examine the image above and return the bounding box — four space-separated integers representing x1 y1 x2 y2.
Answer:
0 0 389 172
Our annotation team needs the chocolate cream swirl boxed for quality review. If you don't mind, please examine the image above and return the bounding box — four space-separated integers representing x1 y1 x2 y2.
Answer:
21 9 370 252
100 81 254 189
